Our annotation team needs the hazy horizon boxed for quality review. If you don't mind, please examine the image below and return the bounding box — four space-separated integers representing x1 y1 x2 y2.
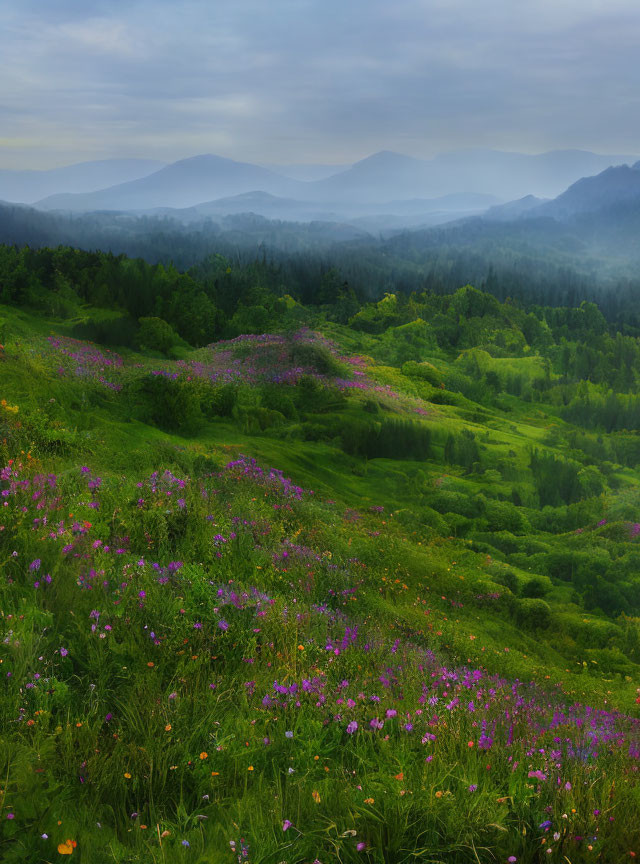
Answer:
2 146 640 176
3 0 640 171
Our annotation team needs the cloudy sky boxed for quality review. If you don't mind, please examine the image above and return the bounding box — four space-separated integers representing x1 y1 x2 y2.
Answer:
2 0 640 169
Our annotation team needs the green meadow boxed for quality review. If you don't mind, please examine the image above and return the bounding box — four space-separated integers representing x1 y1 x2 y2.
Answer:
1 247 640 862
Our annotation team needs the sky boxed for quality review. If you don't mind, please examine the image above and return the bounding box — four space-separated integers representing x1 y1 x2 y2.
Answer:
2 0 640 170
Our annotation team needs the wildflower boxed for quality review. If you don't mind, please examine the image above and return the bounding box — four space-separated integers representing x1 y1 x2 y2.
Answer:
285 730 293 739
248 766 254 771
199 752 208 760
357 842 366 851
346 721 358 734
312 790 321 803
57 840 76 854
435 790 443 798
182 840 190 847
7 813 14 819
282 820 292 831
60 647 68 657
468 784 478 792
124 772 131 779
165 724 172 731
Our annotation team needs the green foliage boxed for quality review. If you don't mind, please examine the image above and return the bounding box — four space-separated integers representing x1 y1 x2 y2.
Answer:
128 375 205 434
137 316 180 354
516 597 552 629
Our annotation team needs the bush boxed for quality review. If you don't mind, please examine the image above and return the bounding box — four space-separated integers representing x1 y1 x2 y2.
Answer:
484 499 529 533
202 384 237 418
137 316 180 354
128 375 204 434
521 576 551 598
516 598 552 629
401 360 442 386
260 385 297 419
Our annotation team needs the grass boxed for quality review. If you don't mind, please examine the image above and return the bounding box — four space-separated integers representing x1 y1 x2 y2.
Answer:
1 306 640 862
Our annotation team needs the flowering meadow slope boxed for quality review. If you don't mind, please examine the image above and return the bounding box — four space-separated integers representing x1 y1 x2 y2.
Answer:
2 311 640 863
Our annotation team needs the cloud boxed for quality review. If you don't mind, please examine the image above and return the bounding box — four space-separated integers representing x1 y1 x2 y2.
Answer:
1 0 639 168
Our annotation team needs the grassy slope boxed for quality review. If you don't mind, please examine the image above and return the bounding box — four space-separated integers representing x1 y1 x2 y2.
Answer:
1 305 640 863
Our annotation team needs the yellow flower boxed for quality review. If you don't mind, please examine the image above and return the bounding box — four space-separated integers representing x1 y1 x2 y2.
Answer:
124 772 132 779
199 752 208 760
247 765 254 771
312 789 321 804
57 839 76 855
165 724 172 731
435 790 443 798
364 797 374 805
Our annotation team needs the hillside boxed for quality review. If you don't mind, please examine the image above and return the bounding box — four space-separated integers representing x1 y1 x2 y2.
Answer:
2 248 640 862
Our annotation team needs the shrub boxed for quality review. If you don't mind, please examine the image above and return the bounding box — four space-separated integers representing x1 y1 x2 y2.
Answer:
516 598 552 629
137 316 179 354
128 375 204 434
521 576 551 599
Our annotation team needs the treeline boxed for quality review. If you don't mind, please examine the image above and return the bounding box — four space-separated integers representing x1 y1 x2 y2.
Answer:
2 245 640 429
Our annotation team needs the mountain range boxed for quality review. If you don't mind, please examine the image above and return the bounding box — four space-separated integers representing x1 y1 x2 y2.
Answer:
4 151 640 275
3 148 634 219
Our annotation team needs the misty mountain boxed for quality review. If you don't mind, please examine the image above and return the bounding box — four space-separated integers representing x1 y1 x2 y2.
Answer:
148 191 342 223
36 155 305 212
485 195 548 221
372 160 640 282
536 162 640 219
306 148 638 203
0 159 165 205
30 148 638 214
145 189 499 233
